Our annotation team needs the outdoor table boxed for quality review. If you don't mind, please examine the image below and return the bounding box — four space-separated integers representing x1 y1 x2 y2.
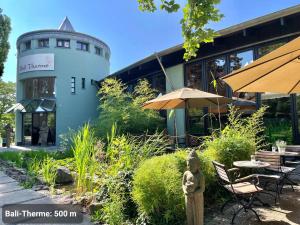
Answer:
233 160 270 169
270 151 300 165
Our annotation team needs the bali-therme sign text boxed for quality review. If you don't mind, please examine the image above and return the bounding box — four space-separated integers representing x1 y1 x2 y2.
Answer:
19 54 54 74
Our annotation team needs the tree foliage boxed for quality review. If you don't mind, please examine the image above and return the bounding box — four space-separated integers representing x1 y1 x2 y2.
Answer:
0 79 15 136
0 8 11 76
96 78 164 137
137 0 223 60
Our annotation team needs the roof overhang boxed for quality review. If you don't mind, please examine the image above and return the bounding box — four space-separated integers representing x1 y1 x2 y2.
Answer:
108 4 300 78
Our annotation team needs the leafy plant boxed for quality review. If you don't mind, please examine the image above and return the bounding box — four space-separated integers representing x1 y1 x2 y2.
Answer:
96 78 164 138
132 151 187 225
137 0 223 60
40 156 57 188
72 124 97 195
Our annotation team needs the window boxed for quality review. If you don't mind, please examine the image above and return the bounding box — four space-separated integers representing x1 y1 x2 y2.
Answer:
71 77 76 94
258 41 287 58
23 77 55 99
38 39 49 48
230 50 255 101
76 41 89 51
105 52 110 60
95 46 103 56
263 95 292 144
82 78 85 89
24 41 31 50
185 61 202 89
57 39 70 48
206 57 227 96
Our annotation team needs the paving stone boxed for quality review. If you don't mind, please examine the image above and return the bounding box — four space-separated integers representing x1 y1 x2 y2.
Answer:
0 181 22 193
0 172 92 225
0 189 46 207
0 176 15 184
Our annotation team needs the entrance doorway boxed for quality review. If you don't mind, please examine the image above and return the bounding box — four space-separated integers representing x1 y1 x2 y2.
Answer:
22 112 56 145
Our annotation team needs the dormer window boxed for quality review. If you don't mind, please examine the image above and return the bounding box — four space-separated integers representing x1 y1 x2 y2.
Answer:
77 41 89 51
24 41 31 50
105 52 110 60
95 46 103 56
38 39 49 48
57 39 70 48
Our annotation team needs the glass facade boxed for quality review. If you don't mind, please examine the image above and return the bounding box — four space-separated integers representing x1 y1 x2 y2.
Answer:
23 77 55 99
229 50 256 101
206 57 227 96
258 41 293 144
22 77 56 145
185 61 202 89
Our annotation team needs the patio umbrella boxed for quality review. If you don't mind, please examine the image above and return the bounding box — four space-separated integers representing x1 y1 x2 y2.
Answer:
143 88 232 142
143 87 231 110
222 36 300 94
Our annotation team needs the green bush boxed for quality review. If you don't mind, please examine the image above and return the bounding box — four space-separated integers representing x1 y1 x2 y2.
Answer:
92 127 169 225
132 151 187 225
96 78 164 137
202 106 266 168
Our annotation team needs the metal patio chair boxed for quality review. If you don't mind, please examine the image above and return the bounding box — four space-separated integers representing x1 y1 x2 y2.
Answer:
255 151 297 192
212 161 262 224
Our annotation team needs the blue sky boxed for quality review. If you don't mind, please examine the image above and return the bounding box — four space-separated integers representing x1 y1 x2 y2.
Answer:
1 0 300 82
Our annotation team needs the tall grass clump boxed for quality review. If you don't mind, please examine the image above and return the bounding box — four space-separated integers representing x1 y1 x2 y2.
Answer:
41 156 57 188
72 124 97 195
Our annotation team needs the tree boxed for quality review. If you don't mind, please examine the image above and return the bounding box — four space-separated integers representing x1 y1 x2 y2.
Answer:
0 79 16 137
0 8 11 76
96 78 164 137
137 0 223 61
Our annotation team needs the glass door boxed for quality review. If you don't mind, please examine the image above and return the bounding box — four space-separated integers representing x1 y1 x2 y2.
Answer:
23 113 32 145
32 113 47 145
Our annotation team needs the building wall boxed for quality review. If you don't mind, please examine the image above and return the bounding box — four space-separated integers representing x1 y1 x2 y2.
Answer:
16 32 110 144
165 64 185 138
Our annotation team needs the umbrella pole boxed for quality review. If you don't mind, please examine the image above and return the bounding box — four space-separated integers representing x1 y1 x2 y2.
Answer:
155 52 179 147
174 110 178 147
216 97 222 132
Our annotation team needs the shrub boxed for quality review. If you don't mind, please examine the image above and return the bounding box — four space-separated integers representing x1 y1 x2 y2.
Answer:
201 106 267 169
92 128 169 225
132 151 187 225
96 78 164 137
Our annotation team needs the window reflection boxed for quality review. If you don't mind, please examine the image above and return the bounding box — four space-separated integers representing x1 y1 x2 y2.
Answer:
206 57 227 96
187 108 205 135
185 61 202 89
24 77 55 99
230 50 255 101
258 41 286 58
259 41 292 144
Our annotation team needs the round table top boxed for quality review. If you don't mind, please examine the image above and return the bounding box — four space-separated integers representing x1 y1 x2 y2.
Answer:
233 160 270 169
273 151 300 156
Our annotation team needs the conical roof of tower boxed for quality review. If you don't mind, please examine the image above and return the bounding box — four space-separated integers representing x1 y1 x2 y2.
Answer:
58 17 75 32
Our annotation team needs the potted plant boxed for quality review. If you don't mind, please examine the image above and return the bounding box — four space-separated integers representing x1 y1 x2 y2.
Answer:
276 140 287 153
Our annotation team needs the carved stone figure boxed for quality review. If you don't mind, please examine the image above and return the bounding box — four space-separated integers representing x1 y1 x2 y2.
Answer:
5 123 13 148
182 149 205 225
38 121 49 146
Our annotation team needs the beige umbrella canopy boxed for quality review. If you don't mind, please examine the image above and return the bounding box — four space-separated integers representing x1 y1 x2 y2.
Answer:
222 36 300 94
143 87 231 110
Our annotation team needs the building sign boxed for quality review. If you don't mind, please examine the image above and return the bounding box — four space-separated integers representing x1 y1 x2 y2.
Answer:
18 54 54 74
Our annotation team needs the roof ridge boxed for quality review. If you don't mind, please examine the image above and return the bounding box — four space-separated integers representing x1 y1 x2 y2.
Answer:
58 16 75 32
